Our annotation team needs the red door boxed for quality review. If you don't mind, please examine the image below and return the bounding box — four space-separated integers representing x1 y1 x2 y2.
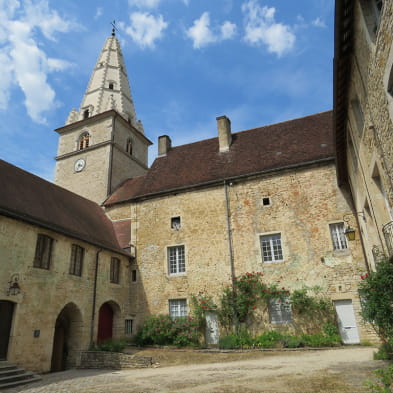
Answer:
97 303 113 343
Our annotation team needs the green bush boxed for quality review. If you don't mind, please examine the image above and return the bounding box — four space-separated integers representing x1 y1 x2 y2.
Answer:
365 364 393 393
282 335 304 348
135 315 201 347
374 341 393 360
219 334 241 349
90 339 127 352
256 331 284 348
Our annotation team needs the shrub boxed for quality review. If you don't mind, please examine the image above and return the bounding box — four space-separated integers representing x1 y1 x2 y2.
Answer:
90 339 127 352
365 364 393 393
283 335 304 348
256 331 284 348
358 257 393 341
135 315 201 347
374 341 393 361
219 334 241 349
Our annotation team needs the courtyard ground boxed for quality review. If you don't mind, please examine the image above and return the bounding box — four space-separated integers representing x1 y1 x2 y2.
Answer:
5 346 388 393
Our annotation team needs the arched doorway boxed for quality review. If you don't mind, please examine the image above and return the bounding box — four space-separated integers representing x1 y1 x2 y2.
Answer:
51 303 83 372
97 302 114 343
0 301 14 360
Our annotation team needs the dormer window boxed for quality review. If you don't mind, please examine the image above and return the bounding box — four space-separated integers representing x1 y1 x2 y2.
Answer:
126 139 133 155
79 132 90 150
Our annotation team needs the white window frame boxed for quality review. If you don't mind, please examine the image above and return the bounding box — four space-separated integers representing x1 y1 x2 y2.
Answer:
169 299 187 318
268 298 292 324
260 233 284 263
329 222 348 251
167 245 186 275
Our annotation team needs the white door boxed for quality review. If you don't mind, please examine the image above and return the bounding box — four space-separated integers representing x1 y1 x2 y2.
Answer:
205 311 219 346
334 299 360 344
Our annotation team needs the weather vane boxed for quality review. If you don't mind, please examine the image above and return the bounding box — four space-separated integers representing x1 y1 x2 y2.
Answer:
111 20 118 37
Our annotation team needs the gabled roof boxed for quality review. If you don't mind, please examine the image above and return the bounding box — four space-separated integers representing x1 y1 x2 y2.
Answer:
0 160 128 255
105 111 334 206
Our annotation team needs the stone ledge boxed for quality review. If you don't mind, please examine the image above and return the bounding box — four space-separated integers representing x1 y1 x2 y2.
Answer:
79 351 153 369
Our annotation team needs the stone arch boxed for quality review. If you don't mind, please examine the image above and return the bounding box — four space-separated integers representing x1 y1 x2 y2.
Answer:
97 301 121 343
51 302 83 372
0 300 15 360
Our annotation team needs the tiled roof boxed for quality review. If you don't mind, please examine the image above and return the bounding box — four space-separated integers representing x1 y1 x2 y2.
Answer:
112 220 131 249
0 160 127 255
105 111 334 206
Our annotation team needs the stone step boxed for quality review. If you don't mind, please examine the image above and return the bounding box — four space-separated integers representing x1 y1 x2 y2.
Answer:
0 361 41 390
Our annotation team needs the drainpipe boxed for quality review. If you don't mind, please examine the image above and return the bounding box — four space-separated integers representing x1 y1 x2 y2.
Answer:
90 248 102 346
224 180 238 332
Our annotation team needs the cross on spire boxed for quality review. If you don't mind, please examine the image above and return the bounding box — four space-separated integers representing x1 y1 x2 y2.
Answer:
111 20 118 37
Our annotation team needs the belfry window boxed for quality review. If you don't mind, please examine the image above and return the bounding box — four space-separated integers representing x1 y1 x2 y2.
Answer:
78 132 90 150
126 139 133 155
83 109 89 119
109 82 114 90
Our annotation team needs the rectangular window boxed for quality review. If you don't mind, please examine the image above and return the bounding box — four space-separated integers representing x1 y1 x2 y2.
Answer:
329 223 348 250
260 234 283 263
33 234 53 269
171 216 181 230
169 299 187 318
131 269 137 282
69 244 84 276
168 245 185 274
110 257 120 283
269 298 292 324
125 319 133 335
351 99 365 136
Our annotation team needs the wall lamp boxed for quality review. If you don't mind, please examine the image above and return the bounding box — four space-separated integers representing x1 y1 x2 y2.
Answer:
7 274 21 296
343 212 364 241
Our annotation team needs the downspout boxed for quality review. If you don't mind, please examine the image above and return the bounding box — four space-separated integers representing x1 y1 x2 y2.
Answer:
90 248 102 346
224 180 238 332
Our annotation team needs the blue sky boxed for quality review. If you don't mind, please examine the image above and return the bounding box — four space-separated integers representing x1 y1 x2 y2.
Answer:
0 0 334 180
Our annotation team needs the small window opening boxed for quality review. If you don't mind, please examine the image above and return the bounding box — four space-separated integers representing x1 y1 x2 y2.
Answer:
131 269 137 282
171 217 181 230
83 109 89 119
79 133 90 150
262 197 271 206
125 319 133 335
126 139 133 155
388 66 393 97
109 82 114 90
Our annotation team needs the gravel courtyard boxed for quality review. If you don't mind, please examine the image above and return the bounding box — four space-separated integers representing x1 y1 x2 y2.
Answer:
5 347 387 393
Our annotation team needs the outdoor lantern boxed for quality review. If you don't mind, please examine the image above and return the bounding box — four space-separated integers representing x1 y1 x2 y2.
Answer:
7 274 21 296
344 226 356 241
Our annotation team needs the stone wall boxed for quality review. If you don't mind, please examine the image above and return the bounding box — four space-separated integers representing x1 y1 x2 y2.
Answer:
106 161 375 343
0 216 131 372
79 351 152 369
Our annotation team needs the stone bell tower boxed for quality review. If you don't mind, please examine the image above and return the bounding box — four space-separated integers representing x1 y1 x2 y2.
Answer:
54 31 152 204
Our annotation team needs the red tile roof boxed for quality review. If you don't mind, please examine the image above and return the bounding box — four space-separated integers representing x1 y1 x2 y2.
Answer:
0 160 128 255
105 111 334 206
112 220 131 249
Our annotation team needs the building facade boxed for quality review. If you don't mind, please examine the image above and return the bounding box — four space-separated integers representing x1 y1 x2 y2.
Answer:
334 0 393 269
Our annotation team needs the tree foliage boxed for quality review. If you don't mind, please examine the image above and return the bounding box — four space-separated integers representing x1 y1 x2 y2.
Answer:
358 257 393 341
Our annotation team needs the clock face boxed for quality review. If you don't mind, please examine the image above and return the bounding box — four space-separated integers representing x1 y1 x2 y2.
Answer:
74 158 86 172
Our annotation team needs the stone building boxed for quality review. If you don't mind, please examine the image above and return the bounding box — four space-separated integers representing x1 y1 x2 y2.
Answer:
3 1 392 372
334 0 393 268
0 160 133 372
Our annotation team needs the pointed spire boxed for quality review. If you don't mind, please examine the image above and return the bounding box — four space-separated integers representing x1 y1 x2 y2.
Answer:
66 34 144 134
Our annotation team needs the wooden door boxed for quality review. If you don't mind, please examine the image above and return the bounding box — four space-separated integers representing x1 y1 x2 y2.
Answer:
0 301 14 359
97 303 113 343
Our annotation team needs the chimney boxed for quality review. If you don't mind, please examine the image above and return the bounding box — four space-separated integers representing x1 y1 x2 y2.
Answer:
216 115 232 152
158 135 171 156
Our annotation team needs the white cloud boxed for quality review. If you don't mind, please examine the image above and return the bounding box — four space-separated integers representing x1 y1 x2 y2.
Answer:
221 21 237 40
187 12 237 49
95 7 103 20
242 0 295 57
128 0 188 8
312 17 326 28
0 0 74 123
124 12 168 49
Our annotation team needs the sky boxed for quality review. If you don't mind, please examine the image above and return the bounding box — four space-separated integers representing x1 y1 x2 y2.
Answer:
0 0 335 181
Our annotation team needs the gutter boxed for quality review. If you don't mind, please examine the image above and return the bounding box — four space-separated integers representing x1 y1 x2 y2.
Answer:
90 248 102 346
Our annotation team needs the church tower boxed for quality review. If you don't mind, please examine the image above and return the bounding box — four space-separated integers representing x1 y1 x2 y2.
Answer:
54 31 152 204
